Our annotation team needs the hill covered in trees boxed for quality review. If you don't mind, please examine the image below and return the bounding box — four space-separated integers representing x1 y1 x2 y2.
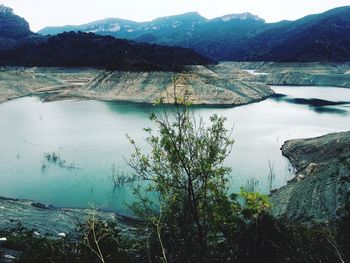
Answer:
0 31 213 71
0 4 35 51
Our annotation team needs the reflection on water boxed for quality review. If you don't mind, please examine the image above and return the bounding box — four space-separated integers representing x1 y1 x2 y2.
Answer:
0 85 350 214
273 94 349 106
271 92 350 115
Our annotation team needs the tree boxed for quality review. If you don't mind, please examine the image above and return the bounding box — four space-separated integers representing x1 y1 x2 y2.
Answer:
127 93 236 261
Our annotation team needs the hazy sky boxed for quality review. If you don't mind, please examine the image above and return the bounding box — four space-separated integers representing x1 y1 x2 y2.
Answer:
2 0 350 32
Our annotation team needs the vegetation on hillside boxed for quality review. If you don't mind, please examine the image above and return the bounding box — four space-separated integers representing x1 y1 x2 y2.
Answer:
0 31 214 71
0 4 35 52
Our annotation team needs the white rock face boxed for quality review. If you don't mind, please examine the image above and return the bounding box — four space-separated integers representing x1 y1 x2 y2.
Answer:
109 23 121 32
221 13 261 22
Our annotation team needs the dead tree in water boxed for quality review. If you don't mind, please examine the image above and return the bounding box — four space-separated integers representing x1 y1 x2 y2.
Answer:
267 159 276 193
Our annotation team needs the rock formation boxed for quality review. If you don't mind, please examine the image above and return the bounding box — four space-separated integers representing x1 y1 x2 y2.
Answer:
270 131 350 222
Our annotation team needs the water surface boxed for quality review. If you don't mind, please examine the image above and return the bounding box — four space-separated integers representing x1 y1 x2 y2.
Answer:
0 85 349 213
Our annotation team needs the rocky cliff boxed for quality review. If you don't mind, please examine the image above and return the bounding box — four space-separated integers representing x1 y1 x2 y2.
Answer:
270 131 350 222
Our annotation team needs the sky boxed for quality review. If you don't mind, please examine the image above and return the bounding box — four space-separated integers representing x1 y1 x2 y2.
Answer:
1 0 350 32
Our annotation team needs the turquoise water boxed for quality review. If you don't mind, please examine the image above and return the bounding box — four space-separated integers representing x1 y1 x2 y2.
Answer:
0 85 350 214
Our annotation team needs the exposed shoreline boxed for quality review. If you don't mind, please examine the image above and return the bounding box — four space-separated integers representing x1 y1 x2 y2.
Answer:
2 62 350 107
0 196 140 238
0 64 274 107
215 61 350 89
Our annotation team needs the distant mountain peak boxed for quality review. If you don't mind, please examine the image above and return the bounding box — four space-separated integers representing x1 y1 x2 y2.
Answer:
218 12 264 22
152 12 206 22
176 11 204 18
0 4 13 14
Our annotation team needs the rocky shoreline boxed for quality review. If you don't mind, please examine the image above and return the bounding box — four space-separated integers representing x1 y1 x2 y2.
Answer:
270 131 350 222
0 65 274 107
0 196 140 238
0 197 142 262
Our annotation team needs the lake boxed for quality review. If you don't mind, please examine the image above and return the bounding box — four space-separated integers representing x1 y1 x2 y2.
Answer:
0 85 350 214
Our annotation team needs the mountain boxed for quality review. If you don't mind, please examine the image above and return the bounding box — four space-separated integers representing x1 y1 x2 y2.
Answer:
0 4 35 51
38 7 350 62
39 12 208 39
0 31 213 71
230 6 350 61
0 5 213 71
38 11 266 60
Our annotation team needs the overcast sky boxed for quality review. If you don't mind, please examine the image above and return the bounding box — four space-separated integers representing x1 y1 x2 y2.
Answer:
2 0 350 32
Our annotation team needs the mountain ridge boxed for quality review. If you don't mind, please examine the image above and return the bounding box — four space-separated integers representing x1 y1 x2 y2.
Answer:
38 6 350 62
38 11 262 33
